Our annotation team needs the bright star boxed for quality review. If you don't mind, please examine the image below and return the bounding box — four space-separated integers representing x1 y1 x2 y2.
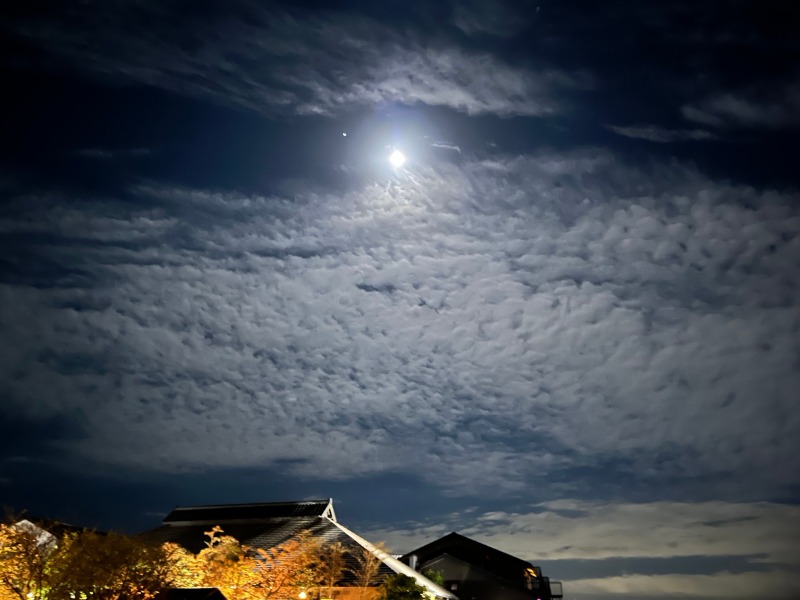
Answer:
389 149 406 168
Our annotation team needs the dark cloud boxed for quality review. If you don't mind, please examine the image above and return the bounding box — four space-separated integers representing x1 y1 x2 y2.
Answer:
450 0 536 37
73 148 152 160
607 125 717 143
682 82 800 129
9 2 579 117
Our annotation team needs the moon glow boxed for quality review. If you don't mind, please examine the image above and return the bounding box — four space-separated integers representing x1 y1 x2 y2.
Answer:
389 150 406 168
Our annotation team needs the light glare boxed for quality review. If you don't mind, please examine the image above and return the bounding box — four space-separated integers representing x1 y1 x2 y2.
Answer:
389 150 406 168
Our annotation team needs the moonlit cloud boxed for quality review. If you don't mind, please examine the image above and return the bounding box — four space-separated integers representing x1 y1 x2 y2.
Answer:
430 141 462 153
466 501 800 564
363 500 800 599
1 149 797 502
365 500 800 563
568 571 800 600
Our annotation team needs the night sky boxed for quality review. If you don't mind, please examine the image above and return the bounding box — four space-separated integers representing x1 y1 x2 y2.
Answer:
1 1 799 598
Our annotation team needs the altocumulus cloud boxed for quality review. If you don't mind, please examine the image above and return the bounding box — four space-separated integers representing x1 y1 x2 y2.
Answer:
11 1 579 117
1 148 798 502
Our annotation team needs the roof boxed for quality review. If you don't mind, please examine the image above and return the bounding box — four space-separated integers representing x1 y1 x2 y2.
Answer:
14 515 97 537
163 499 335 523
141 500 338 554
331 521 457 600
139 499 455 599
158 589 228 600
401 532 538 590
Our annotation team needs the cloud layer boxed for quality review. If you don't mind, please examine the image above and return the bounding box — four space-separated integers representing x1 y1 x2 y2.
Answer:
364 500 800 599
1 148 798 502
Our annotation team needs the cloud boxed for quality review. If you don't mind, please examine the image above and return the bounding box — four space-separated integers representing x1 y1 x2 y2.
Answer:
682 82 800 129
467 501 800 565
0 149 798 502
73 148 152 160
430 141 462 153
607 124 717 143
365 500 800 564
363 500 800 599
568 570 800 600
12 3 579 117
450 0 534 37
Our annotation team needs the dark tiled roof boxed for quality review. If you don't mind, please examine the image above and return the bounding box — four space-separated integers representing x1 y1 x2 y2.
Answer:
163 500 331 523
401 532 536 588
141 516 333 554
139 505 394 586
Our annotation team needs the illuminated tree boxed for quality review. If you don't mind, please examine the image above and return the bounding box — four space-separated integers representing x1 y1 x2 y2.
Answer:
161 542 202 589
0 522 52 600
2 518 356 600
252 532 321 600
194 526 257 600
316 541 346 600
46 531 175 600
188 527 326 600
348 543 387 600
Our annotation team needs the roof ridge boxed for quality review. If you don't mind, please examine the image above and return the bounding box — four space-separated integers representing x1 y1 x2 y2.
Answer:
451 533 533 564
402 532 535 568
171 499 330 511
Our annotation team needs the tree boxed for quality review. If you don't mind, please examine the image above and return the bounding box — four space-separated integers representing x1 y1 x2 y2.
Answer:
252 532 321 600
139 525 330 600
46 530 175 600
0 521 52 600
316 541 346 600
420 569 444 587
194 526 257 600
161 542 202 589
348 543 387 600
377 574 426 600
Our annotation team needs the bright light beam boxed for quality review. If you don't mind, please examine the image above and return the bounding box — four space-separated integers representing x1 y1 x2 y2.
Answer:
389 149 406 168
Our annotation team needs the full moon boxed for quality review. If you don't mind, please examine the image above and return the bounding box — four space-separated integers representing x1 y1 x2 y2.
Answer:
389 149 406 168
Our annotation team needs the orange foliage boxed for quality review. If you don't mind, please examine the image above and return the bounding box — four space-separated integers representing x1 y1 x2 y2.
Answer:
2 520 368 600
0 523 49 600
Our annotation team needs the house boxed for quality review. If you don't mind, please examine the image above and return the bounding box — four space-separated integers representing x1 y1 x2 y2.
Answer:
140 499 456 600
8 517 93 552
399 533 562 600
